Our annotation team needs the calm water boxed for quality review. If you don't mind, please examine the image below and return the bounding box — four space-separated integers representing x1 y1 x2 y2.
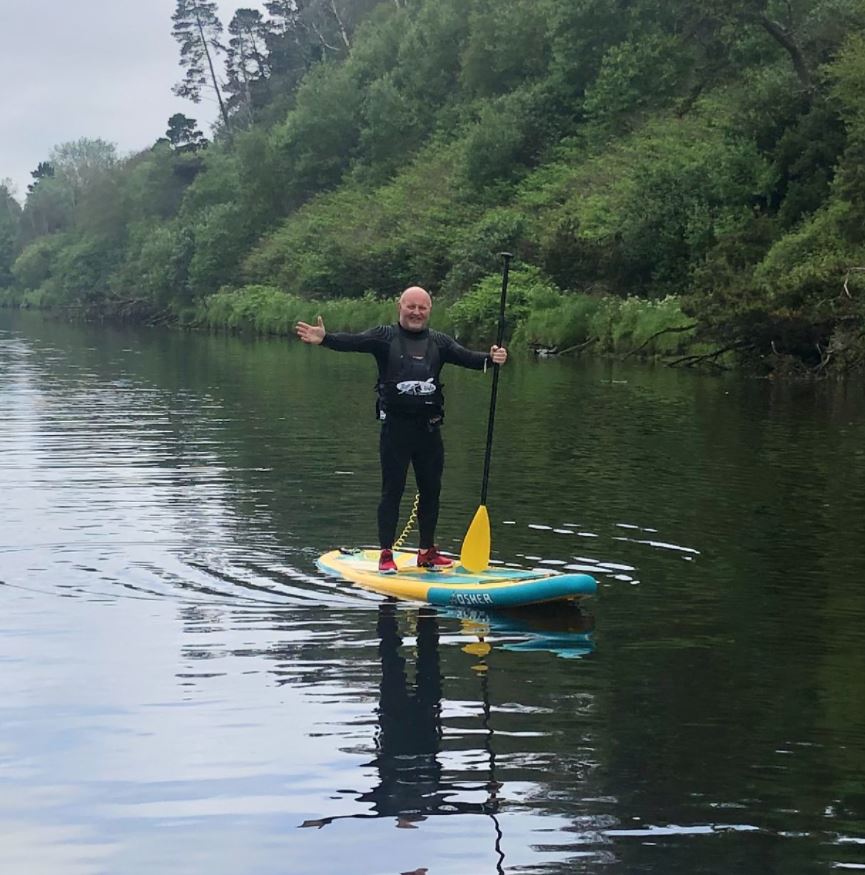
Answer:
1 311 864 874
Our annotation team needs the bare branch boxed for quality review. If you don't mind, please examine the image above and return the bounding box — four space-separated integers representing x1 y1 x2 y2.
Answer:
327 0 351 50
310 19 341 53
666 342 748 369
843 267 865 298
531 338 598 356
624 323 697 359
755 14 812 90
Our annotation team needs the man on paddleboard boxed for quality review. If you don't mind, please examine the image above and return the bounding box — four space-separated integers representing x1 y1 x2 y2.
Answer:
296 286 507 574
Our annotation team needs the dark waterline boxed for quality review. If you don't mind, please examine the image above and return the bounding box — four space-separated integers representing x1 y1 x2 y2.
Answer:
1 311 864 874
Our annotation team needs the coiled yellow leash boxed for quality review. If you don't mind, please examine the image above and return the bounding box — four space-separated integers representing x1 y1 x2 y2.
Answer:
393 493 420 550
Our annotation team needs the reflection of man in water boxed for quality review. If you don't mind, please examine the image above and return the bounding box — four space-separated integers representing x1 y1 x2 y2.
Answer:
301 603 499 830
364 603 444 825
363 603 503 824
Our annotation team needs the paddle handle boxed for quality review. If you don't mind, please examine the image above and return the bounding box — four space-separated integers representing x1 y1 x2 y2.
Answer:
479 252 511 505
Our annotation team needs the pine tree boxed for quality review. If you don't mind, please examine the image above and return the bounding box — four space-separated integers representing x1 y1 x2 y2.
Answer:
172 0 230 131
226 8 271 123
27 161 54 194
165 114 208 152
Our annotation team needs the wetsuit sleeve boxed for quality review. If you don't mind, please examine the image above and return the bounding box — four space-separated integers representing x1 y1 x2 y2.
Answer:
322 326 391 354
436 333 490 370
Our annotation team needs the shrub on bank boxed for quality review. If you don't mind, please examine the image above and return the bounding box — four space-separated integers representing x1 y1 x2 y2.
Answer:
517 295 605 351
607 295 695 355
195 285 405 335
449 267 698 357
448 266 560 344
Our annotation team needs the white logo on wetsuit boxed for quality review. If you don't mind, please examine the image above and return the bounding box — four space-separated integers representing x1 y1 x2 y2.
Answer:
396 378 437 395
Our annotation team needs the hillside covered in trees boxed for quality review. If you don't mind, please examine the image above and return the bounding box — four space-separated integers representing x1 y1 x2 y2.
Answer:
2 0 865 375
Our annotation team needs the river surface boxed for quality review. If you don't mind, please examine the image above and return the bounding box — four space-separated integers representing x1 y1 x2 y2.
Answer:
1 311 864 874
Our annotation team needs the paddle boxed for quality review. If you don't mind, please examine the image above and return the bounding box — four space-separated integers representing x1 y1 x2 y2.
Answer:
460 252 511 573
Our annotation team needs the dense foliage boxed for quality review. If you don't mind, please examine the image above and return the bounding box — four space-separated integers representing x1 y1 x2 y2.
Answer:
3 0 865 375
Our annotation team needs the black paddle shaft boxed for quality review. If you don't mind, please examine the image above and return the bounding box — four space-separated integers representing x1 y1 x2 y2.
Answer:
479 252 511 506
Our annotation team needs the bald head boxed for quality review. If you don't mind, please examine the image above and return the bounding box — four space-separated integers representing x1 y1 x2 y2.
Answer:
397 286 432 332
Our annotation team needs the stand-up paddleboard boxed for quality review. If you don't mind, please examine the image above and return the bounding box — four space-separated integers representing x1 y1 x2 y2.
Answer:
317 548 597 608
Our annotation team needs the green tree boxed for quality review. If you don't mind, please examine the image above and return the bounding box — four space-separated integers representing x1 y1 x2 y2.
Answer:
261 0 381 90
582 30 694 131
11 234 68 304
356 73 418 180
172 0 230 130
392 0 470 128
51 233 121 308
27 161 55 194
675 0 865 93
459 0 551 98
187 202 252 296
301 0 383 56
20 176 74 239
459 85 552 192
48 138 118 209
546 0 632 109
226 8 271 122
116 220 194 310
521 114 773 297
0 181 22 287
271 63 363 205
263 0 321 89
165 113 208 152
829 31 865 229
121 143 201 219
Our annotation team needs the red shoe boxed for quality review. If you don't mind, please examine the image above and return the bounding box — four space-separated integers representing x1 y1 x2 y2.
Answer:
378 548 397 575
417 546 454 570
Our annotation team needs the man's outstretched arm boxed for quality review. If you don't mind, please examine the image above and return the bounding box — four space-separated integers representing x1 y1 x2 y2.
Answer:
296 318 390 354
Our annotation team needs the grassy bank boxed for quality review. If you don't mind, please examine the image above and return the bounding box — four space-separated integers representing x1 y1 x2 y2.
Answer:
189 276 712 365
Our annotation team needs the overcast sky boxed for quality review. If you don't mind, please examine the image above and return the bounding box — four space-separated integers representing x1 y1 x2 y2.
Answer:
1 0 257 202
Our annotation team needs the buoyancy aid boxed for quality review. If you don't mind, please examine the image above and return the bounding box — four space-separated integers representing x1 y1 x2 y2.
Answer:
376 329 444 420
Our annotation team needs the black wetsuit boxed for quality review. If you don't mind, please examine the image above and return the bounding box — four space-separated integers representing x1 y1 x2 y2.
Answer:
322 324 489 549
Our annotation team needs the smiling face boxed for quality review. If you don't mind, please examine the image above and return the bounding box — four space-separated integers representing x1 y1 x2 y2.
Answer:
397 286 432 332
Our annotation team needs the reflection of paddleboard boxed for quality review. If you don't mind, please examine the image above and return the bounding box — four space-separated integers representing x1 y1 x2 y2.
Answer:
449 604 595 659
317 548 597 608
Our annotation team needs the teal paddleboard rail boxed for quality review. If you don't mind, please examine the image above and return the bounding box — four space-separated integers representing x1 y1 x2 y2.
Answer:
421 574 596 608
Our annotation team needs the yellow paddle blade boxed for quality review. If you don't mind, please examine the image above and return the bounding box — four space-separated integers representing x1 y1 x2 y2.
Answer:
460 504 491 572
463 640 492 658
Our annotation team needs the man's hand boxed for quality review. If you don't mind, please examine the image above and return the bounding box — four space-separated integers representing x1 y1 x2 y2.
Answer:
296 316 326 345
490 345 508 365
